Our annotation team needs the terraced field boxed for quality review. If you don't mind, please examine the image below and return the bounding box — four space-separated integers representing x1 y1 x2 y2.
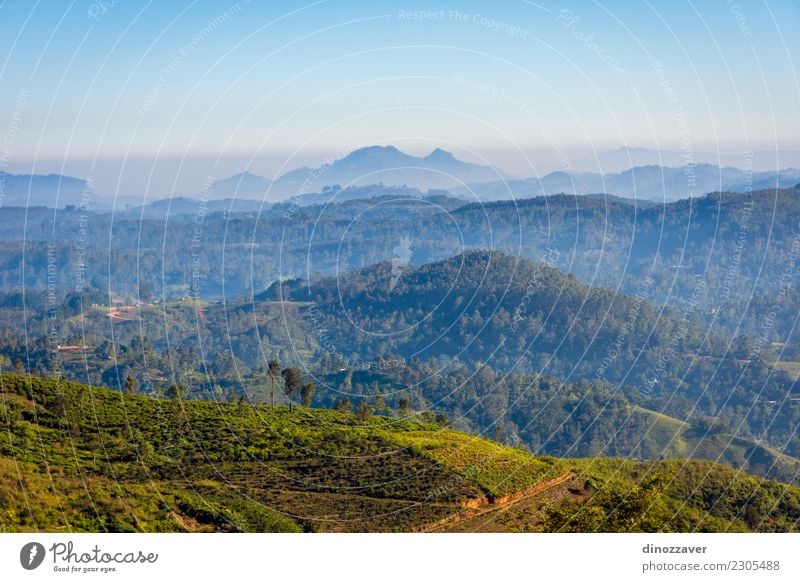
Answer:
2 373 800 532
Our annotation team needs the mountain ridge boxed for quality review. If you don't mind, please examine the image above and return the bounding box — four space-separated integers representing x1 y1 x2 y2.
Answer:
453 163 800 202
267 145 508 200
6 146 800 207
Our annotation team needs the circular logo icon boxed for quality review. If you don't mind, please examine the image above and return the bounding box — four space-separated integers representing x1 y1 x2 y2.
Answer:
20 542 46 570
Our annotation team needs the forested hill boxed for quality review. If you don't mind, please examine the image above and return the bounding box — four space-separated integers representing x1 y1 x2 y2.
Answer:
3 373 800 533
444 187 800 308
0 188 798 354
3 249 799 480
278 250 714 381
1 187 798 321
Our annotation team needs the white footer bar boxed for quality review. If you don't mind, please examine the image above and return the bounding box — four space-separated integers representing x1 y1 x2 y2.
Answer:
1 533 798 581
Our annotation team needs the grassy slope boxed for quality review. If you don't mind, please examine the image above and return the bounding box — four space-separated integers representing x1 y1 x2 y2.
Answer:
311 369 800 484
627 405 800 483
2 373 800 533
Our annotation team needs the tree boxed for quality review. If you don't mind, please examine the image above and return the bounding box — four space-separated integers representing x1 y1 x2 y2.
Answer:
166 383 185 400
693 415 729 435
373 394 388 415
281 367 303 410
334 398 351 413
397 396 410 417
138 281 153 303
493 422 504 443
356 400 372 422
301 382 316 407
95 340 113 361
744 505 762 530
124 375 138 395
732 334 753 360
268 359 280 406
52 391 68 416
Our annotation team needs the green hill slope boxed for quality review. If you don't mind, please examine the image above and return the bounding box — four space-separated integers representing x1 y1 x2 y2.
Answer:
307 366 800 484
279 250 702 380
2 373 800 532
623 405 800 482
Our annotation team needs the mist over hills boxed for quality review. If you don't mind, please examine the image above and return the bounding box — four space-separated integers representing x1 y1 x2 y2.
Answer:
113 196 268 219
268 145 509 200
8 145 799 210
110 185 455 220
0 171 92 207
454 163 800 202
200 146 507 202
209 171 273 200
2 185 798 317
571 147 800 174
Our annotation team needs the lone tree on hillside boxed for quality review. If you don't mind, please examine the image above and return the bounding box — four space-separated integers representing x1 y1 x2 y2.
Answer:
124 375 138 395
397 396 410 417
301 382 316 407
356 400 372 422
166 383 185 400
373 394 388 415
268 359 280 406
281 367 303 410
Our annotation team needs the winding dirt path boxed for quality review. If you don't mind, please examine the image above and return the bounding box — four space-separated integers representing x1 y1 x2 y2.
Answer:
417 471 575 532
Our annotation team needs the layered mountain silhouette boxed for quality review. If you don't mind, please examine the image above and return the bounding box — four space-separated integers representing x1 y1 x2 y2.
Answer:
454 163 800 202
209 171 273 200
0 171 92 207
6 146 800 207
265 145 508 200
190 147 505 202
571 146 800 173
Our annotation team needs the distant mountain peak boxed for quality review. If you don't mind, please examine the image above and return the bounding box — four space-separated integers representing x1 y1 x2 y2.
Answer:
0 172 93 208
209 171 272 200
219 170 267 181
256 145 509 201
425 148 456 162
349 145 404 158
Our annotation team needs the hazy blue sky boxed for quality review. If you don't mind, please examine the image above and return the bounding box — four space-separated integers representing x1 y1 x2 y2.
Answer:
1 0 798 194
